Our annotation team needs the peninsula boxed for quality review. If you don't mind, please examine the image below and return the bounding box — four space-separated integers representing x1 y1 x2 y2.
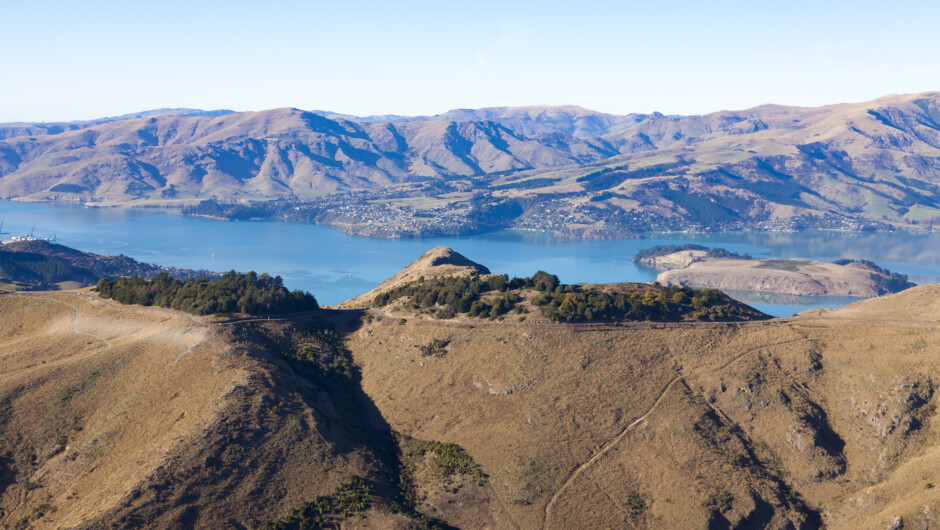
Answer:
635 245 915 297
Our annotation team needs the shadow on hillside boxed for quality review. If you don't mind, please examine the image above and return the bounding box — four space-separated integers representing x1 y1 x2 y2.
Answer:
272 308 394 456
105 308 418 528
266 310 408 503
309 309 458 527
0 455 14 500
311 309 394 438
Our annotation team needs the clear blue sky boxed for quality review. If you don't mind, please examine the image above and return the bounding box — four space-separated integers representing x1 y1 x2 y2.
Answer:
3 0 939 122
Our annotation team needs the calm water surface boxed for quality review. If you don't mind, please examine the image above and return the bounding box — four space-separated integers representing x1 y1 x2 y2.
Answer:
3 200 940 317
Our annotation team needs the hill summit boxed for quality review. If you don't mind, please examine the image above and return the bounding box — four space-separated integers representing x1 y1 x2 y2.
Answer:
339 246 489 308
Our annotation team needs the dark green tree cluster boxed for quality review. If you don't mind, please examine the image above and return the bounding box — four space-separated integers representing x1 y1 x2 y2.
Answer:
183 200 277 220
267 476 370 529
95 271 318 315
533 284 759 322
633 244 751 262
373 271 560 320
396 433 484 482
374 270 765 323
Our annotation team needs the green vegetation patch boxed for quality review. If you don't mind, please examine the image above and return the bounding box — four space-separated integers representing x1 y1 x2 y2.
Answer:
532 284 764 322
287 327 355 381
374 270 767 323
49 183 87 193
419 338 450 358
397 433 484 481
374 271 560 320
753 260 805 272
267 476 371 529
633 244 751 262
0 248 97 289
578 162 685 192
492 177 558 190
95 271 318 315
624 491 649 524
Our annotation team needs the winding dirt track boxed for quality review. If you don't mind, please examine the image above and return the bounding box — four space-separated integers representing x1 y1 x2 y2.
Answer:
0 295 113 385
542 337 809 529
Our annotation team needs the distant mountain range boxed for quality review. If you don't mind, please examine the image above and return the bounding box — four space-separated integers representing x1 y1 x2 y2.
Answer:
0 108 234 140
2 93 940 234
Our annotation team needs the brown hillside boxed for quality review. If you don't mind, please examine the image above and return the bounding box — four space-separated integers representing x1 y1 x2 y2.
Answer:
343 284 940 528
0 108 613 202
0 292 506 528
1 268 939 527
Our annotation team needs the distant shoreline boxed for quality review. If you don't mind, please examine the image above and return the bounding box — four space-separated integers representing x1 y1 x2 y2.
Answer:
1 196 922 241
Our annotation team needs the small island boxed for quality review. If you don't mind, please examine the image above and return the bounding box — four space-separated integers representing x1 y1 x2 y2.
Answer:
634 244 915 297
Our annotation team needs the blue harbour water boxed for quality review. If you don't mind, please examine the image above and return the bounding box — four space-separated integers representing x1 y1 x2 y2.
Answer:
3 200 940 317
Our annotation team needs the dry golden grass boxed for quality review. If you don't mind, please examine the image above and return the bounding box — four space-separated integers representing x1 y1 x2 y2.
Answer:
0 292 387 528
1 283 939 528
346 286 940 528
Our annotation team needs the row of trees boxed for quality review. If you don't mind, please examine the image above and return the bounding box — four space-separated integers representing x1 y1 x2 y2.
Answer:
96 271 318 315
534 284 761 322
374 270 765 322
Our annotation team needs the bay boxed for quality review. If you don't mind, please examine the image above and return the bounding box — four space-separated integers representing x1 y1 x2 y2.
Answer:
2 200 939 317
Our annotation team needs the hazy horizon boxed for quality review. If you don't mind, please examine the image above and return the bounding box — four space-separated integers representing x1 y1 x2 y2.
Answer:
6 89 940 125
3 0 940 122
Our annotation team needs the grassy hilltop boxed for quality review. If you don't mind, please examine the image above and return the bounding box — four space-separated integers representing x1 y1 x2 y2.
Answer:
0 248 937 528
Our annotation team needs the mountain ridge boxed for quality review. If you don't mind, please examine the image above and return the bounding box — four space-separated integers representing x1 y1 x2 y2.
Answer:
3 92 940 236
